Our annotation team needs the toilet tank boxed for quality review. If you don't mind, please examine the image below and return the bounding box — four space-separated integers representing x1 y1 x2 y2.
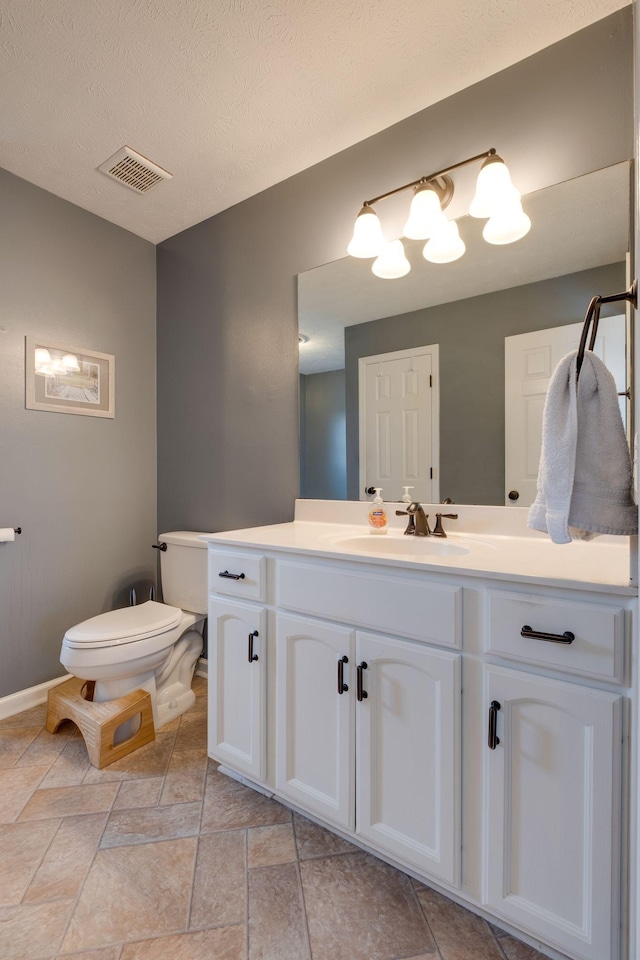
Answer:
159 531 209 614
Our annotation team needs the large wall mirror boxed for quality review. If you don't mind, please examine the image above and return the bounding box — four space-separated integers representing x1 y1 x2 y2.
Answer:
298 161 631 507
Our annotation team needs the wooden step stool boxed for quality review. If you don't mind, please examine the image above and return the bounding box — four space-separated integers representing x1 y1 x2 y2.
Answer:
46 676 155 769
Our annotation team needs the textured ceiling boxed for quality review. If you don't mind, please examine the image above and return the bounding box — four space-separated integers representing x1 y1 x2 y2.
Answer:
0 0 629 243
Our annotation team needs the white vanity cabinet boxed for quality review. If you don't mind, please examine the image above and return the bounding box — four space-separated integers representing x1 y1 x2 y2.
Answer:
205 533 633 960
483 664 622 960
274 614 461 884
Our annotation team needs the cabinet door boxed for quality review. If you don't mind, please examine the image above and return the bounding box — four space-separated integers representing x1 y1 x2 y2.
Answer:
208 598 266 781
483 665 621 960
356 631 461 886
275 614 355 829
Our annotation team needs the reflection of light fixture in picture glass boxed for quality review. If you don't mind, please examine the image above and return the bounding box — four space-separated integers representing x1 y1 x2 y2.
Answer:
423 221 466 263
469 154 521 218
483 199 532 245
347 205 385 258
62 354 80 372
403 184 448 240
372 240 411 279
34 348 51 374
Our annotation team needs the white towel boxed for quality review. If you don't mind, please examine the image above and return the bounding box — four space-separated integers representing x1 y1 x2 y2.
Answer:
528 350 637 543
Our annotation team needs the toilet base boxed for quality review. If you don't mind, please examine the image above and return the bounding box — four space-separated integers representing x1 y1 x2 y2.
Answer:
46 677 155 769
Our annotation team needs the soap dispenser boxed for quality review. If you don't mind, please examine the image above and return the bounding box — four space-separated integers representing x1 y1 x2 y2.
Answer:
368 488 388 535
402 486 414 504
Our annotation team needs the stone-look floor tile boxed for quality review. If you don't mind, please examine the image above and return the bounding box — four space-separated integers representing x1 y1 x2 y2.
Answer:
248 823 297 867
18 781 119 821
190 831 247 929
0 726 41 767
301 851 436 960
120 926 245 960
0 704 47 730
61 837 198 953
201 769 291 832
416 887 504 960
41 738 92 788
25 812 108 902
159 746 208 805
248 862 310 960
179 691 208 723
16 723 74 767
499 935 549 960
0 765 49 822
100 801 202 848
0 897 76 959
173 715 207 751
0 819 60 904
82 733 175 783
56 949 123 960
293 812 357 860
113 777 164 810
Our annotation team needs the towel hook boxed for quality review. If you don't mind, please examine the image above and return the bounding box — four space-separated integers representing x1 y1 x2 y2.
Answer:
576 280 637 379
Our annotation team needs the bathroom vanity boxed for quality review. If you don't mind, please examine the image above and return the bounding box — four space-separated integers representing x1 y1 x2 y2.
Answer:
202 501 636 960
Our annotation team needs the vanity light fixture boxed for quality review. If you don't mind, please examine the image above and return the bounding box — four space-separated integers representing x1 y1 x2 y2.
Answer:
347 148 530 278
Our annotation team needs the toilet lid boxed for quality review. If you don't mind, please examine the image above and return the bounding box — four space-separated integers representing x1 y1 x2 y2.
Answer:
64 600 183 646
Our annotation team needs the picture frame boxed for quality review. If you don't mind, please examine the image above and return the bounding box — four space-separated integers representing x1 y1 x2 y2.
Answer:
25 336 115 418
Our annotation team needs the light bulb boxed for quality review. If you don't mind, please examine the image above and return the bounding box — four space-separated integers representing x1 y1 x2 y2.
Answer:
34 348 51 373
470 155 520 219
347 205 385 258
372 240 411 279
423 221 466 264
483 199 531 245
403 184 448 240
62 354 80 372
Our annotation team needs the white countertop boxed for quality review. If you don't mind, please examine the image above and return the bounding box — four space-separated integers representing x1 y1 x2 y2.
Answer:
201 504 636 596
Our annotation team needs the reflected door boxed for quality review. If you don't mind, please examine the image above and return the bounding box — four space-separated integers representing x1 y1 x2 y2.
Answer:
504 315 625 506
358 345 439 502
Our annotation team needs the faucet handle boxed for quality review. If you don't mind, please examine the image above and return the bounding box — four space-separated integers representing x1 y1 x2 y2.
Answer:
395 510 416 535
433 513 458 537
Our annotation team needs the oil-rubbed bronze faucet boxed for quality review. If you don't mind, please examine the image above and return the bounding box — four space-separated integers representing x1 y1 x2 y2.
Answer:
432 512 459 537
396 502 431 536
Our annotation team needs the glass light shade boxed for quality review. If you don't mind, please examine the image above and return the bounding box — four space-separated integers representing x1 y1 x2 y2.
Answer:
483 199 531 245
62 353 80 372
34 348 51 373
403 185 448 240
469 156 520 219
50 357 67 374
347 205 385 258
422 221 466 264
371 240 411 279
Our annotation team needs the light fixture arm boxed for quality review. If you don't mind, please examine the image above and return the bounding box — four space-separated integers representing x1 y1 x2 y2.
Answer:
363 148 497 207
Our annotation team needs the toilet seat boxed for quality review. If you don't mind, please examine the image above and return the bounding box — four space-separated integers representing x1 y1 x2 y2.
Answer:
63 601 183 649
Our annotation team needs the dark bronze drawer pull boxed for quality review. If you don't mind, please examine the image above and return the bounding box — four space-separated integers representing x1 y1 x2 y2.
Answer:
248 630 259 663
521 625 575 645
356 661 368 702
337 655 349 695
219 570 245 581
488 700 501 750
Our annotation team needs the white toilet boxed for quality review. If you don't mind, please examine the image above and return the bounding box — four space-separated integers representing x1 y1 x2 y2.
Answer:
60 531 208 730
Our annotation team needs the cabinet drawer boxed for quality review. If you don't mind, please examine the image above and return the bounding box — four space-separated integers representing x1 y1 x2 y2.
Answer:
278 560 461 647
208 549 266 602
486 590 625 683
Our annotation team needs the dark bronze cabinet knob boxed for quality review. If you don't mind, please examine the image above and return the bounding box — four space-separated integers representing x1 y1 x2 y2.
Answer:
508 490 520 501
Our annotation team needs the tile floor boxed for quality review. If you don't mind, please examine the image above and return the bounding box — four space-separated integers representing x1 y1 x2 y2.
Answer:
0 676 549 960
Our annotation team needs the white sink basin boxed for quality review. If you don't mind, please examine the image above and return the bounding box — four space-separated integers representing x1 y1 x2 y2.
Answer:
328 534 470 558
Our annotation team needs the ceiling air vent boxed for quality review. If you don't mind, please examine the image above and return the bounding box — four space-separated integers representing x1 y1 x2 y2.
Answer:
98 146 172 194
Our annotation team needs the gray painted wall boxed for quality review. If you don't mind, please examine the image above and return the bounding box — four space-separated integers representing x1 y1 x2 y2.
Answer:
300 369 347 500
157 11 632 535
345 262 626 505
0 169 157 698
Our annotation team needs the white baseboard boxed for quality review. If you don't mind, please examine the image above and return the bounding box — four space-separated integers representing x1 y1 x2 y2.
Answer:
0 674 70 721
195 657 208 680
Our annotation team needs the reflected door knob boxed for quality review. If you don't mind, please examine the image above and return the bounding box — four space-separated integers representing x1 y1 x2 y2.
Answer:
508 490 519 501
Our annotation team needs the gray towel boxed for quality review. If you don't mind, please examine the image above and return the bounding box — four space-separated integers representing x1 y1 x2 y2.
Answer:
528 350 637 543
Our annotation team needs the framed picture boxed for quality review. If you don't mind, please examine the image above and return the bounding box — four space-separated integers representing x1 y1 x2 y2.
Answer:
25 337 115 418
